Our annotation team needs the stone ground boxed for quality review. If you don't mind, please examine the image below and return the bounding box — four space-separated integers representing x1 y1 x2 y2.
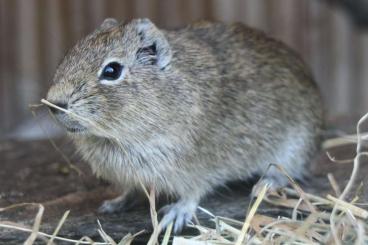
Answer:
0 132 367 244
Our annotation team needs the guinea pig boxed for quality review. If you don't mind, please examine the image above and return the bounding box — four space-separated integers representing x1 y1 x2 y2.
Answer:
46 18 323 232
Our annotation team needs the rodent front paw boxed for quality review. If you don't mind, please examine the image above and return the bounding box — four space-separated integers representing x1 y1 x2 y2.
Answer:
159 199 198 234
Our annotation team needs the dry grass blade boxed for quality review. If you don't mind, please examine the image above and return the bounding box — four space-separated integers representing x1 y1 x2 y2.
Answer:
47 210 70 245
275 164 318 214
118 230 145 245
24 204 45 245
250 214 278 234
327 195 368 219
0 202 45 212
217 219 241 236
264 193 311 213
258 164 318 214
294 213 319 239
149 187 159 231
161 222 173 245
292 198 303 220
172 237 205 244
328 173 341 196
198 206 215 218
0 222 112 244
326 151 354 164
329 111 368 245
322 132 368 149
355 221 366 245
282 188 331 205
139 182 161 245
75 236 96 245
97 219 117 245
235 184 268 245
141 183 159 230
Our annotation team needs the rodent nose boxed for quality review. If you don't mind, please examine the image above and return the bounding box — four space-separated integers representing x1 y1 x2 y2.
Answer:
48 102 68 114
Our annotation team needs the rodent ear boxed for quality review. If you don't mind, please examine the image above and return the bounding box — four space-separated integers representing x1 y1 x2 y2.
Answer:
133 18 172 69
99 18 119 31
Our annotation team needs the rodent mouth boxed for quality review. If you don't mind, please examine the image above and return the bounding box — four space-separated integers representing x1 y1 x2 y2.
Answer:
65 126 86 133
53 116 87 133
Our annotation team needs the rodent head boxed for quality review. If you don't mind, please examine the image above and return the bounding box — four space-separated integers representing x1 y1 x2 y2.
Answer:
46 18 179 138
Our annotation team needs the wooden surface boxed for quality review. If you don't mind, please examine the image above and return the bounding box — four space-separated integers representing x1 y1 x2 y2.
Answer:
0 137 367 244
1 0 368 137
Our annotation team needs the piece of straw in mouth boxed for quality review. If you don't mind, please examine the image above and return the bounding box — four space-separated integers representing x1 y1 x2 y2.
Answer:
41 98 136 167
41 99 71 114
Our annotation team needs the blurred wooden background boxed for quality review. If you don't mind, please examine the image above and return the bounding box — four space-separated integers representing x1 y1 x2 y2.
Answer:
1 0 368 138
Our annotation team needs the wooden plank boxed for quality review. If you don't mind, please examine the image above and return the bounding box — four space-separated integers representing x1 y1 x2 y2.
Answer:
1 0 368 138
1 0 19 136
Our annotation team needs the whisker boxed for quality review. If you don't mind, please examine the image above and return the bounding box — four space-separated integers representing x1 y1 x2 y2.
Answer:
40 99 132 165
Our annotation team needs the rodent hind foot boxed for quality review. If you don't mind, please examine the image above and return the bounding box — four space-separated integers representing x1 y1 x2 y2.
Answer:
159 199 198 234
251 177 287 198
98 195 127 214
98 191 139 214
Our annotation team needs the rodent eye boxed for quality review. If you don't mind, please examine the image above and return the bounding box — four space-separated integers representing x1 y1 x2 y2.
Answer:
100 62 123 80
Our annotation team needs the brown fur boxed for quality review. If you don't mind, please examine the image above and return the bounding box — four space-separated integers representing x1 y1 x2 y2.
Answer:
46 18 323 231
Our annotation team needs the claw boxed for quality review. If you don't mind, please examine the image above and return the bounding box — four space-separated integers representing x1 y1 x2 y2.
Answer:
159 199 198 233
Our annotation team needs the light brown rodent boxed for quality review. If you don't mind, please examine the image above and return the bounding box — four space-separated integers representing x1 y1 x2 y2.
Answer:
46 18 323 232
